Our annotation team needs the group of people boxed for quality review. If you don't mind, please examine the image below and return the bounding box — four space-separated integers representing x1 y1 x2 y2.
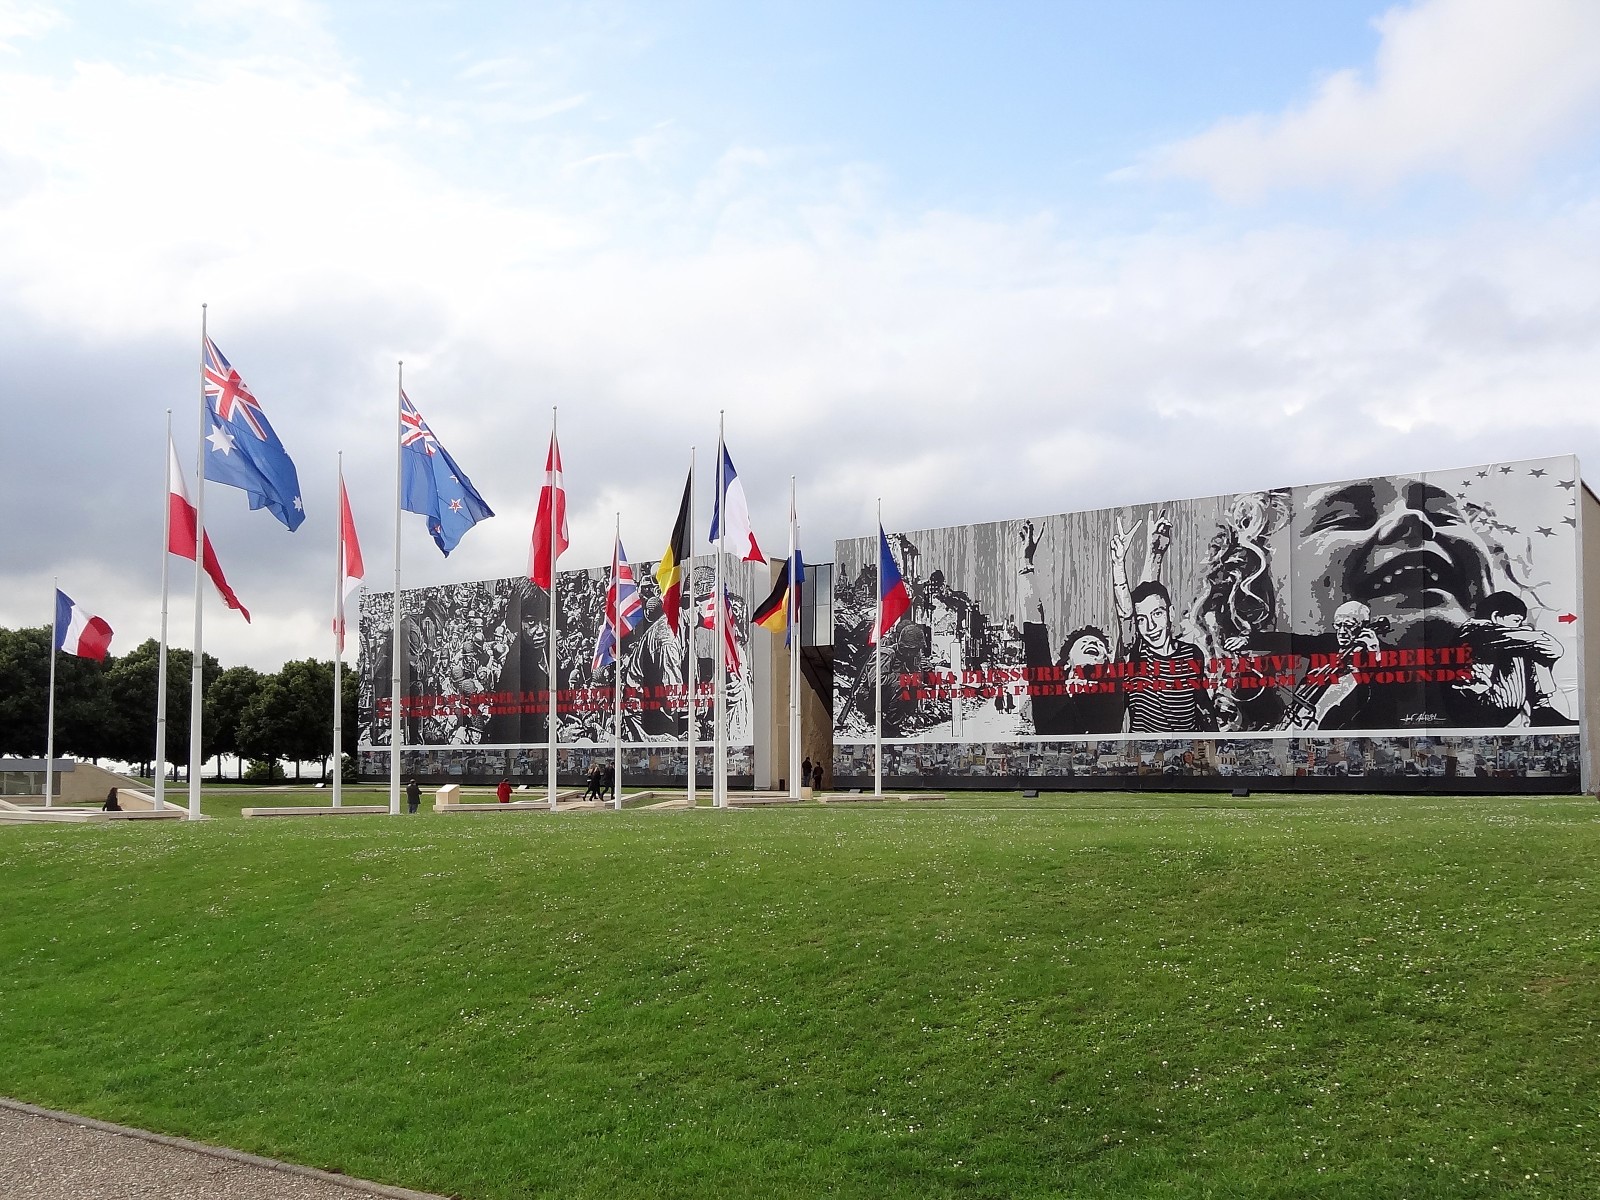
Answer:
857 474 1575 738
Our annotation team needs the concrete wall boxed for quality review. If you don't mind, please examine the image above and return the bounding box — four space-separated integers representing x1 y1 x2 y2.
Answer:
1582 484 1600 792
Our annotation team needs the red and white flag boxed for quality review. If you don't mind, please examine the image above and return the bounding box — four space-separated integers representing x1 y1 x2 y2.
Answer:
529 431 569 588
168 434 250 622
336 472 365 653
698 587 743 672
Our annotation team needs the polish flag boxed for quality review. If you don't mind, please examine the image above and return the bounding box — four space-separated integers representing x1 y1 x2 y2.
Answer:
168 434 250 622
529 431 569 588
55 590 113 661
336 472 365 653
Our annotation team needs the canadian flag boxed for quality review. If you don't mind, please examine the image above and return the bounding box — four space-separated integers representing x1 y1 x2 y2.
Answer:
336 472 364 653
529 430 569 588
168 434 250 622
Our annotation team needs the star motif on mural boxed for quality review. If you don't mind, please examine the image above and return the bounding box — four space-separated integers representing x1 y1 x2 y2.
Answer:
1499 465 1514 475
1563 516 1577 527
1529 468 1547 477
1559 479 1576 490
1536 526 1555 537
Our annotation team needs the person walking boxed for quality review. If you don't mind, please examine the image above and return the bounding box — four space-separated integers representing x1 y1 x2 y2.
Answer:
496 777 513 804
406 777 421 814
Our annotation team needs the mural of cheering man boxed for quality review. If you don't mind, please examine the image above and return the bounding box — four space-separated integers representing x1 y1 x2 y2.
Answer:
1110 511 1218 733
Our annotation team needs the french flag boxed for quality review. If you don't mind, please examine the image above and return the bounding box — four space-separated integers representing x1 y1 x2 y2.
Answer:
708 442 765 563
55 590 113 661
870 524 911 645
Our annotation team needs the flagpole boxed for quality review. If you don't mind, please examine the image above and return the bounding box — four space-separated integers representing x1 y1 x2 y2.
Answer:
612 513 623 812
188 305 208 820
714 413 726 808
332 452 344 808
154 411 173 812
548 406 560 812
390 362 404 816
875 497 884 798
686 447 697 808
789 475 800 799
44 579 58 808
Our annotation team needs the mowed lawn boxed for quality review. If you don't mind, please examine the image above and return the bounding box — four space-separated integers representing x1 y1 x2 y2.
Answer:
1 791 1597 1198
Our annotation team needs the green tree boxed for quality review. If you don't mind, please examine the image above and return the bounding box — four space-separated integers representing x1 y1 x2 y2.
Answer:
208 665 265 779
0 626 51 756
0 625 116 762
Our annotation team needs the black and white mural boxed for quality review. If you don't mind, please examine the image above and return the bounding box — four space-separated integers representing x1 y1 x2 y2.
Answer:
359 554 762 757
834 457 1583 785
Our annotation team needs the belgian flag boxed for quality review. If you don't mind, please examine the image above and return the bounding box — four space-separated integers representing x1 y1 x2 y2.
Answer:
654 471 693 637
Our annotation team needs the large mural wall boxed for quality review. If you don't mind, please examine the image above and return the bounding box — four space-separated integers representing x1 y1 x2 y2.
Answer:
358 554 764 782
833 457 1584 789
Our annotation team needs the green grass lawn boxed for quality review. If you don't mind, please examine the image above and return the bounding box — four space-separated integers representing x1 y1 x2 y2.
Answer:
1 791 1597 1198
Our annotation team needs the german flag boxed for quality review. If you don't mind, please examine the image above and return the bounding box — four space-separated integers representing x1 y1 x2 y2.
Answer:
654 471 693 637
753 559 794 636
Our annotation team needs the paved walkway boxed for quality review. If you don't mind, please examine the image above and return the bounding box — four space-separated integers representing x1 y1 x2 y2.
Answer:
0 1099 448 1200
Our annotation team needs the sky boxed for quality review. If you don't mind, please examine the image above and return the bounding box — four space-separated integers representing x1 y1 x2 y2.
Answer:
6 0 1600 671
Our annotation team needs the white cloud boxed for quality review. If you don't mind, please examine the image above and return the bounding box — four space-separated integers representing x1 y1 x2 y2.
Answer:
1143 0 1600 200
0 1 63 53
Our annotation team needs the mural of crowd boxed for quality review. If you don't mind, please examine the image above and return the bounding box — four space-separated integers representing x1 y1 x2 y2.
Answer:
833 457 1583 786
358 555 762 758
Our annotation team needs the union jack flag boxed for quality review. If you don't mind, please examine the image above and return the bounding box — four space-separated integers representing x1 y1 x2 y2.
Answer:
202 334 305 531
399 390 437 454
204 338 270 441
592 536 644 672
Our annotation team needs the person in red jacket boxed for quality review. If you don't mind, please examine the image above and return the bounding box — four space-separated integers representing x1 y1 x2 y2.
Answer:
496 777 512 804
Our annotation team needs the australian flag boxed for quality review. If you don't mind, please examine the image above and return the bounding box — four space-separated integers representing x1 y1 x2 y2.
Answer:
400 389 494 555
202 338 305 531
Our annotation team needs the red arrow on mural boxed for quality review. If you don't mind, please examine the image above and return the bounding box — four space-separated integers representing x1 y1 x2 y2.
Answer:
1558 613 1577 624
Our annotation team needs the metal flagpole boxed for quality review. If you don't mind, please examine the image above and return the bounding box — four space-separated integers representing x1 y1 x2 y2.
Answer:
713 414 726 808
44 579 57 808
789 476 800 799
332 452 344 808
154 411 173 812
548 406 560 812
875 497 884 798
685 447 697 808
612 514 623 812
188 306 208 820
389 363 404 816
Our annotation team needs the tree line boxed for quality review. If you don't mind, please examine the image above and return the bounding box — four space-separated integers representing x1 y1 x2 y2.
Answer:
0 627 357 780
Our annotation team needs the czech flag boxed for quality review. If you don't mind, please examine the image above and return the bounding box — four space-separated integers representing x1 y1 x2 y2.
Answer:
55 590 113 661
869 525 910 645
